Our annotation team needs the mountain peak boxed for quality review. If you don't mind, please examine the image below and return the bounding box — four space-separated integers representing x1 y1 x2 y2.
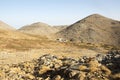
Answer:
32 22 49 25
90 13 103 16
86 14 107 19
29 22 51 28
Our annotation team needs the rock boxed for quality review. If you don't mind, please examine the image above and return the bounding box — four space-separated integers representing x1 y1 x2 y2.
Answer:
77 72 86 80
38 54 62 68
0 70 5 78
112 73 120 80
101 50 120 74
62 57 78 66
39 65 51 75
52 75 61 80
37 77 44 80
69 70 79 78
96 53 105 62
88 60 101 72
45 77 50 80
53 59 63 69
0 51 119 80
24 73 35 79
9 67 21 74
79 65 87 71
100 65 111 75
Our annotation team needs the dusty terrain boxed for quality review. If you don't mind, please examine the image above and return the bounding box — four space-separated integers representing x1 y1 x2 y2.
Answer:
53 25 68 31
0 50 120 80
0 35 102 64
0 14 120 80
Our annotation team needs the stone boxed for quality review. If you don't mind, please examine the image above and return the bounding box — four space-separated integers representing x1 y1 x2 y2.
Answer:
0 51 119 80
79 65 87 71
77 72 86 80
100 65 111 75
52 75 61 80
69 70 79 78
39 65 51 75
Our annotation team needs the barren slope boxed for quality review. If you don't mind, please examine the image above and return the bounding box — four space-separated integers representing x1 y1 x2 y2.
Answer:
0 28 100 64
18 22 58 36
0 20 15 30
53 25 68 31
56 14 120 46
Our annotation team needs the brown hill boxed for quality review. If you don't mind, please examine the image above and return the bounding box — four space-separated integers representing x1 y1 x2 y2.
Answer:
0 20 35 39
18 22 58 36
0 21 43 51
53 25 68 31
0 21 98 54
0 20 15 30
56 14 120 46
0 29 37 39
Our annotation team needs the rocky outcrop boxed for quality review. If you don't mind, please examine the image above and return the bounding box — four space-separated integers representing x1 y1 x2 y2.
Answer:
0 50 120 80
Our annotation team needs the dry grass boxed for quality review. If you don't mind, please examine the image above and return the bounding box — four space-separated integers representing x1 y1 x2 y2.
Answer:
112 73 120 79
0 28 109 54
88 60 100 72
79 65 87 71
0 70 5 77
39 65 50 75
100 65 111 75
100 44 120 50
77 72 86 80
0 29 101 64
0 34 51 51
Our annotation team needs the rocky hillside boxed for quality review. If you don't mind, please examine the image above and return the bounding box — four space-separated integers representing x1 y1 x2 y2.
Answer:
0 20 15 30
53 25 68 31
0 50 119 80
56 14 120 46
18 22 58 36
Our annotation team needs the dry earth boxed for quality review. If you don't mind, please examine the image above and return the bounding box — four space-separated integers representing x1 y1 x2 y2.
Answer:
0 14 120 80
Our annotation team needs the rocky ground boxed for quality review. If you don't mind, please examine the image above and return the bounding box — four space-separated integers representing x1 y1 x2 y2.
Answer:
0 50 120 80
0 48 98 64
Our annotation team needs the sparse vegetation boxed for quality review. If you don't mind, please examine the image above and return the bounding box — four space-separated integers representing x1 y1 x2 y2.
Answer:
100 65 111 75
79 65 87 71
0 51 119 80
0 14 119 80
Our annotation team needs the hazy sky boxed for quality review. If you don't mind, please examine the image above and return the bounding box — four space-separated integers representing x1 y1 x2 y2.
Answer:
0 0 120 29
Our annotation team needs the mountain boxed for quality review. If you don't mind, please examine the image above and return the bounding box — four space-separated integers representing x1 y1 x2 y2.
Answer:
0 20 15 30
53 25 68 31
56 14 120 46
0 20 30 39
18 22 58 36
0 21 48 51
0 20 37 39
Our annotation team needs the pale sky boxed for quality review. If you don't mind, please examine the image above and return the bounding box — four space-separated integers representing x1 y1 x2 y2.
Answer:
0 0 120 29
